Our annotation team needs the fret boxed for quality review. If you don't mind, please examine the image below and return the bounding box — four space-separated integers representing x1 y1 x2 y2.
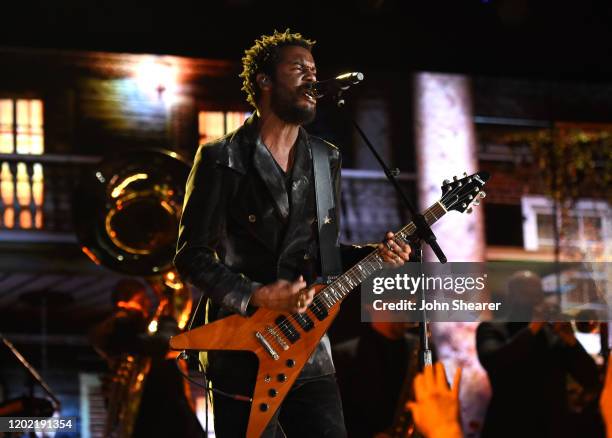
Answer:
320 292 332 308
358 262 367 272
335 285 344 299
330 287 341 301
343 280 351 295
328 291 337 305
357 264 367 278
429 206 439 221
344 277 352 288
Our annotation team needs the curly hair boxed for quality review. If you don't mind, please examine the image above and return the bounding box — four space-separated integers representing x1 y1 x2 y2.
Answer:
240 29 315 109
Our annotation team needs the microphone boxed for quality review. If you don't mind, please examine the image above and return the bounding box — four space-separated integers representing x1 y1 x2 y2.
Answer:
306 72 364 99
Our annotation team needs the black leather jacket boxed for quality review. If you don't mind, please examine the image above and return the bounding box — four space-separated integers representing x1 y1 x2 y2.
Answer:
174 114 372 378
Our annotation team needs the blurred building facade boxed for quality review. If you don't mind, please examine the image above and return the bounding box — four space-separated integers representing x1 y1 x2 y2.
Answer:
0 46 609 437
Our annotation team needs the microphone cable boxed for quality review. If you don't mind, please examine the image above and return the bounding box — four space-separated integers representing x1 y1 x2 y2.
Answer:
174 352 252 403
173 292 252 436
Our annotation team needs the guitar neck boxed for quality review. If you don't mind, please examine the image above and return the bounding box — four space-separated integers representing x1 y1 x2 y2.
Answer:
313 201 447 310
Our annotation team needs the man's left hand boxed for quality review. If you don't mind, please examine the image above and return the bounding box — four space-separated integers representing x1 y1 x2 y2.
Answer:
378 231 411 267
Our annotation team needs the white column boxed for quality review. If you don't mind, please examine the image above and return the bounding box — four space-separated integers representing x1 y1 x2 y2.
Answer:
414 72 485 262
413 72 490 437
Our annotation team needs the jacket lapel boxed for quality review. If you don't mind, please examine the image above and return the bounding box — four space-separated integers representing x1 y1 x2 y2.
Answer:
279 129 312 251
253 136 290 221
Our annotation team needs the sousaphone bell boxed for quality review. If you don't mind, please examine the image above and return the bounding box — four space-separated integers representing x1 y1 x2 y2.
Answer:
73 148 190 276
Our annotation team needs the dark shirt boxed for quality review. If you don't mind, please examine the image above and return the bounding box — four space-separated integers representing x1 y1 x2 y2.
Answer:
333 325 421 437
476 321 600 438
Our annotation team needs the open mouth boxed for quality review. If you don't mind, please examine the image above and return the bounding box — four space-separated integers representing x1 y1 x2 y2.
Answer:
299 84 317 103
302 90 316 103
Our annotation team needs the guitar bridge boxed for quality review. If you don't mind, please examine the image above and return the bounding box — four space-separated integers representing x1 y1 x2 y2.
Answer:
255 331 279 360
266 326 289 350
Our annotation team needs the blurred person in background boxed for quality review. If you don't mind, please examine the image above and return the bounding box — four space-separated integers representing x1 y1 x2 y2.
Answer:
333 320 423 437
90 278 202 438
476 271 601 438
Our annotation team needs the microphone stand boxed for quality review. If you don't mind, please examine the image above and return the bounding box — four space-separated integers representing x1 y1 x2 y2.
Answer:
329 89 447 368
1 336 61 412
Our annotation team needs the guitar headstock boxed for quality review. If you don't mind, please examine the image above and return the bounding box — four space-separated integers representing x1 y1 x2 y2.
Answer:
440 171 490 214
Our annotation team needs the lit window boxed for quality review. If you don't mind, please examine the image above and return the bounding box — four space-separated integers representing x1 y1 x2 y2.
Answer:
0 98 44 230
522 195 611 258
198 111 250 145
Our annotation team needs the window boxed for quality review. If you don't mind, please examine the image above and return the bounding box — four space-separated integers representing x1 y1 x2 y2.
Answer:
0 98 44 230
522 195 610 258
198 110 250 145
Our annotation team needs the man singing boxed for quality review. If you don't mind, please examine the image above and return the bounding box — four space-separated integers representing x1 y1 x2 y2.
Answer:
174 30 411 437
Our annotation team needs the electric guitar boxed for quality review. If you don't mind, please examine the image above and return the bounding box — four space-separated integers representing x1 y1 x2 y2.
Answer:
170 171 490 438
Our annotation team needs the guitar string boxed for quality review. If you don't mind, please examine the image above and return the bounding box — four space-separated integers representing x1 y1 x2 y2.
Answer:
270 204 443 340
271 194 479 342
269 205 445 343
270 205 443 341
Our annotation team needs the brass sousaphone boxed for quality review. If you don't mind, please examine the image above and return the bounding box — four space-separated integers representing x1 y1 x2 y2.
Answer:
74 148 193 438
74 148 191 276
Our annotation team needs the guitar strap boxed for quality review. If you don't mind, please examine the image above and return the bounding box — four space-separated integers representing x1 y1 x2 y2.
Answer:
311 140 343 281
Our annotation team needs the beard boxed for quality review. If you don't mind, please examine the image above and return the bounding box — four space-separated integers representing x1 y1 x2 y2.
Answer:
271 86 316 125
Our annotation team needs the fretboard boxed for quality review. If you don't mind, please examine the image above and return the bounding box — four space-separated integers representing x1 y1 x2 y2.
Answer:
313 201 447 310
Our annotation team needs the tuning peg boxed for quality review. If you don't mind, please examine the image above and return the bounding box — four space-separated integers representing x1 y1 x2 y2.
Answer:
463 172 468 177
466 207 473 214
443 179 451 185
473 200 480 206
461 203 467 208
479 192 486 198
474 187 479 192
453 176 458 181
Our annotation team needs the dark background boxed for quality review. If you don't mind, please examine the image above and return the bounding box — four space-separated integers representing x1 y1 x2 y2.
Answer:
2 0 612 80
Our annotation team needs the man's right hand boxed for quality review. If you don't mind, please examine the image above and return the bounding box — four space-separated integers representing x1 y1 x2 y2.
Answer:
250 276 315 313
406 363 463 438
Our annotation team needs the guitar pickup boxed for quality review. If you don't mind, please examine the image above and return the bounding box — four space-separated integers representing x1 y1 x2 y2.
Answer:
274 316 300 343
292 313 314 332
255 331 279 360
309 300 329 321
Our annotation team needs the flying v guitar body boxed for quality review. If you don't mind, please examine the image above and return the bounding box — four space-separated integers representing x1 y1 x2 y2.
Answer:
170 284 337 438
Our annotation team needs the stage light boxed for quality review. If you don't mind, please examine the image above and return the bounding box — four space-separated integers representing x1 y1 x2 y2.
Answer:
134 57 179 105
